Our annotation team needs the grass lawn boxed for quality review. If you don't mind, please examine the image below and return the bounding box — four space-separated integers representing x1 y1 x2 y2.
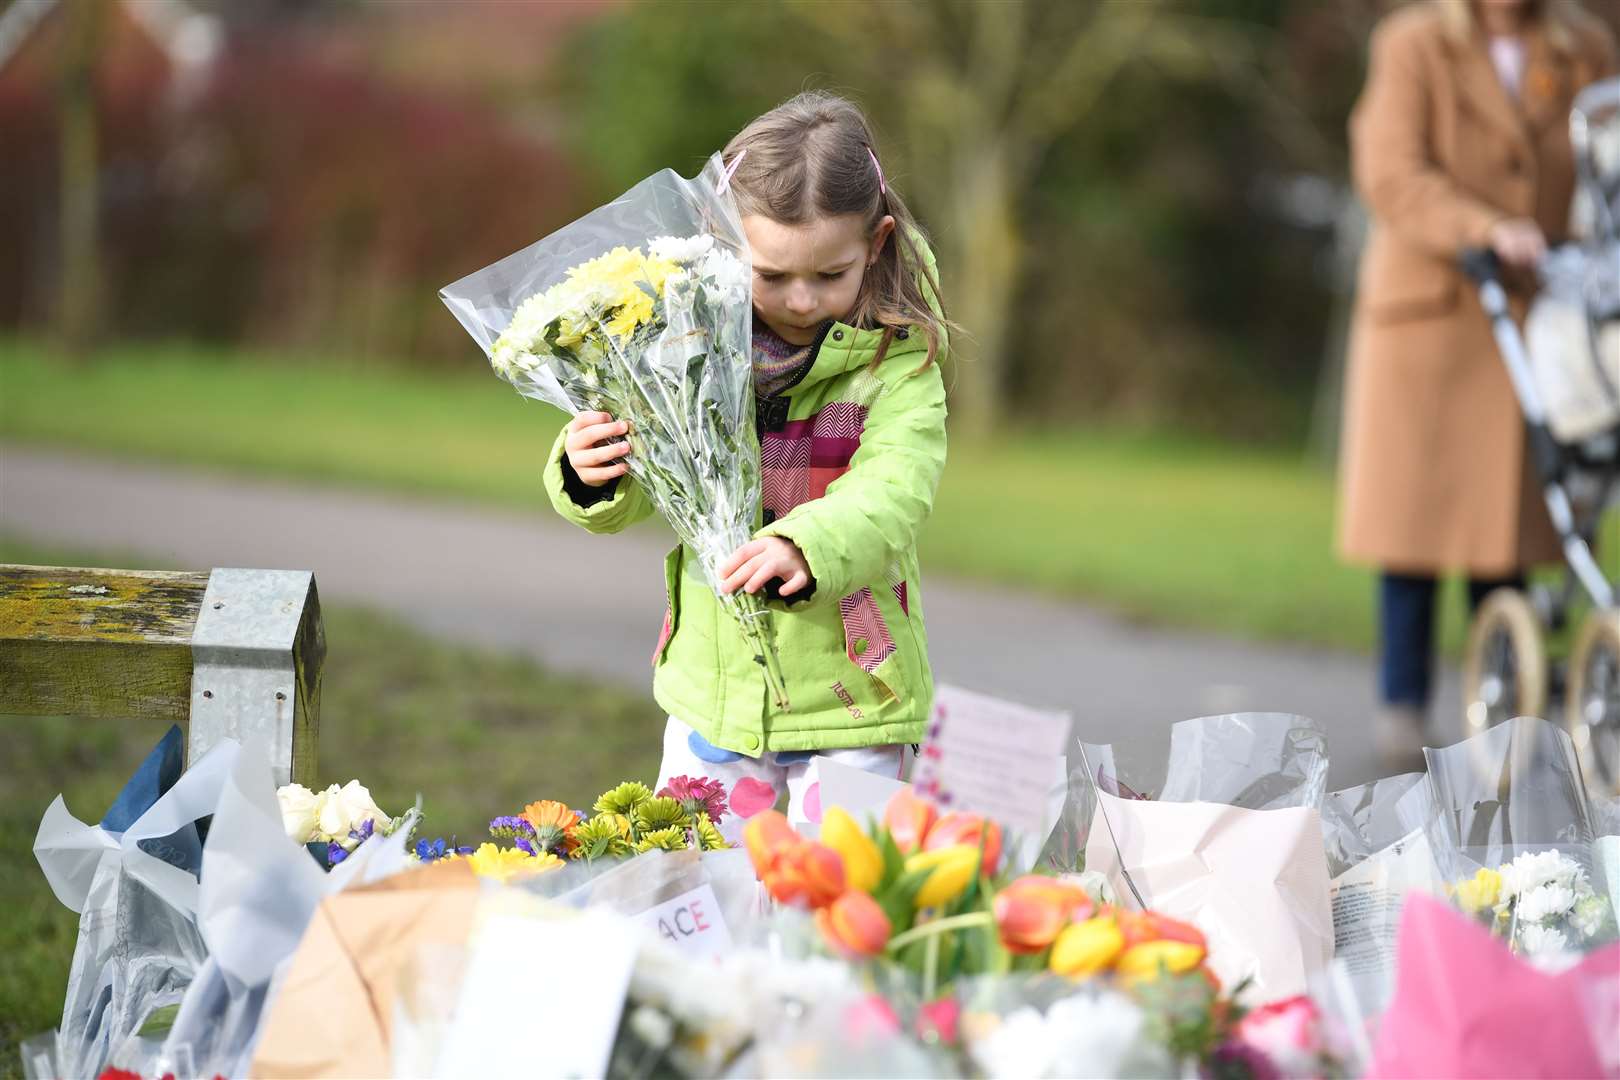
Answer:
0 533 665 1079
5 338 1614 655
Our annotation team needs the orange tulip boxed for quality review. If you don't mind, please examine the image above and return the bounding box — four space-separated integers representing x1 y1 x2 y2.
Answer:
762 840 846 909
882 789 938 854
993 875 1096 954
743 810 800 878
1117 909 1207 952
816 889 892 957
922 811 1003 877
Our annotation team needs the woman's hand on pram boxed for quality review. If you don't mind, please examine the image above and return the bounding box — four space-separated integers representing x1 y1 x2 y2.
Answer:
1487 217 1547 268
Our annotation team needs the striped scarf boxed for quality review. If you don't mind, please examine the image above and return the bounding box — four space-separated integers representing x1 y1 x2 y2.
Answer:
752 317 820 398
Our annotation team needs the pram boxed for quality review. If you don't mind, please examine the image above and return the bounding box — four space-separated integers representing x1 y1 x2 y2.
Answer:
1459 78 1620 794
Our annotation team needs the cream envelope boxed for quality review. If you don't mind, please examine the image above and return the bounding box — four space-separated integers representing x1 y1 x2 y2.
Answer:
1084 791 1334 1002
249 859 481 1079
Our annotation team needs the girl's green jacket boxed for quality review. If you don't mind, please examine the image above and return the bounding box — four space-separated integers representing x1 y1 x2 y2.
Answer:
543 310 948 757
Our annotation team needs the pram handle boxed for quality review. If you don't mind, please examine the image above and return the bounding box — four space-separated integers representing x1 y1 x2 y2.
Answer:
1459 247 1502 284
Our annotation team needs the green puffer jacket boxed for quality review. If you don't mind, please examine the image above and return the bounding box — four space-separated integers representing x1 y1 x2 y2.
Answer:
542 311 947 756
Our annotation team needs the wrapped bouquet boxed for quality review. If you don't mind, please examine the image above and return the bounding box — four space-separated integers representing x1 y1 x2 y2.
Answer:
441 155 790 708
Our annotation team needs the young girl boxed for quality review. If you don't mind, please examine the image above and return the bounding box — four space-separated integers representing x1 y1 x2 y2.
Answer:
543 91 950 837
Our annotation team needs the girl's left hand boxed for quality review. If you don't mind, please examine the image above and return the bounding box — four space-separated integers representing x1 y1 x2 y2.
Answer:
719 537 810 597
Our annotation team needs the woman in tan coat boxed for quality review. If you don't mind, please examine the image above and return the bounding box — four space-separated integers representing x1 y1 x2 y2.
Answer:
1339 0 1616 766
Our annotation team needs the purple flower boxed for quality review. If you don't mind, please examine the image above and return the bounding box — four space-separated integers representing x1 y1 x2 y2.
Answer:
489 815 537 841
514 837 538 856
415 836 474 863
1206 1040 1281 1080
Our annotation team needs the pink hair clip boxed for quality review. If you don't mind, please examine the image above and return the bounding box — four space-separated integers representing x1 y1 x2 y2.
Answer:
865 144 886 195
717 149 746 195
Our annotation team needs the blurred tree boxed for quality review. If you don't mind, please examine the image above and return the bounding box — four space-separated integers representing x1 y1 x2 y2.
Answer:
789 1 1272 437
54 0 110 361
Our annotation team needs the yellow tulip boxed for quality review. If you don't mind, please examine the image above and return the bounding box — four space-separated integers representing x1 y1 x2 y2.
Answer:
821 806 884 893
1049 916 1125 979
1115 940 1206 986
905 844 980 909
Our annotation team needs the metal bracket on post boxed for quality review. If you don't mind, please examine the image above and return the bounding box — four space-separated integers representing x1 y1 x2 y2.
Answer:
189 568 324 787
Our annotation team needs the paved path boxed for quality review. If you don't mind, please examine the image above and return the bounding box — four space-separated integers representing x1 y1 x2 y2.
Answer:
2 443 1459 787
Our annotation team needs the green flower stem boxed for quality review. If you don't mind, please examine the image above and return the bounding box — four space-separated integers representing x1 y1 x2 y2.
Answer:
924 930 941 1001
886 911 994 954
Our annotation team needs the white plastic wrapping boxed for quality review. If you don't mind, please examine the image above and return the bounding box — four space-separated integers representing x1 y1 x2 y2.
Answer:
158 741 421 1077
440 153 792 707
1079 714 1335 1003
32 739 242 1079
1414 715 1615 959
1319 772 1442 1018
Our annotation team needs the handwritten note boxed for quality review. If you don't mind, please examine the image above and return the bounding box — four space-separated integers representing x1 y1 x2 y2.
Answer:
636 883 733 958
913 684 1071 857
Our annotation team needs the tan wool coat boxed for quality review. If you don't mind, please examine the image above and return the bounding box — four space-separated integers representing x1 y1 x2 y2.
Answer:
1338 2 1617 576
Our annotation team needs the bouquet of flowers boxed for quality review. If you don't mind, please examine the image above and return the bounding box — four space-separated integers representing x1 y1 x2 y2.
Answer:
274 779 413 868
744 789 1219 1000
441 156 790 708
410 776 732 884
1450 848 1614 958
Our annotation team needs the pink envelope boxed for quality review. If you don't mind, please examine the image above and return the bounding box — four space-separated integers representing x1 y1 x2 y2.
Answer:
1369 894 1620 1079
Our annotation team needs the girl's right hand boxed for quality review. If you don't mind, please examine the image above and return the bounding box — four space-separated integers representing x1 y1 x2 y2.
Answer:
565 411 631 487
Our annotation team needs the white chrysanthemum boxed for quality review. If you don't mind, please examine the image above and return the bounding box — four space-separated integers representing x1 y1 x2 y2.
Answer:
502 286 563 349
1515 882 1578 924
649 233 714 264
1517 922 1570 955
1571 894 1610 939
971 1007 1056 1078
969 994 1164 1079
697 246 749 305
1500 850 1584 898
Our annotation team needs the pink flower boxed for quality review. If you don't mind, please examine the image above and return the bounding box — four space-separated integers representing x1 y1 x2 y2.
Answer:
1233 995 1325 1079
916 998 961 1046
843 993 902 1042
659 775 728 824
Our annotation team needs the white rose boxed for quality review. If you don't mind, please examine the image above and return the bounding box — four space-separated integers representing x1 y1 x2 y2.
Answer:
276 783 322 843
331 779 388 835
315 783 348 841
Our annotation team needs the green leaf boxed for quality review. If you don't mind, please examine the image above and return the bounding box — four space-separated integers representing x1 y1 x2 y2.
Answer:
137 1003 180 1038
878 867 932 932
878 828 905 891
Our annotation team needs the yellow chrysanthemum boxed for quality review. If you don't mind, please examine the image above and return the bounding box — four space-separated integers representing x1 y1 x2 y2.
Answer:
467 842 562 883
1453 868 1503 914
603 288 655 338
562 246 672 340
694 813 729 852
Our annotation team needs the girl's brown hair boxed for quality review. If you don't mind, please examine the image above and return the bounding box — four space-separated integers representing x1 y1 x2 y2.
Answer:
722 91 950 369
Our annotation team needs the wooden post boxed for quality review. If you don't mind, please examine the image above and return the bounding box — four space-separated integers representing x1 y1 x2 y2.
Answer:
0 564 322 786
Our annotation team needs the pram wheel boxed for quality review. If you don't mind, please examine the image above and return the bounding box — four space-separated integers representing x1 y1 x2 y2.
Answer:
1462 588 1548 737
1566 608 1620 794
